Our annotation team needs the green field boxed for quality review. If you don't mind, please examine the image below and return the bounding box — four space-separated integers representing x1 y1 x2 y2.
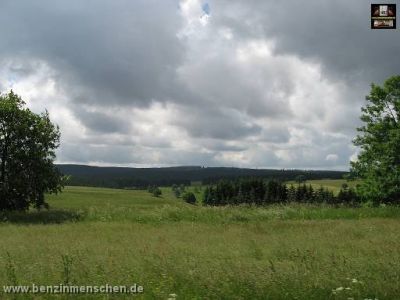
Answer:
1 181 400 299
286 179 360 195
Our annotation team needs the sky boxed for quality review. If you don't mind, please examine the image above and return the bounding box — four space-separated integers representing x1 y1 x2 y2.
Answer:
0 0 399 170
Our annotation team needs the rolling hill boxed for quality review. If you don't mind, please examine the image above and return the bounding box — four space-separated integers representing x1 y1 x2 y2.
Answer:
57 164 347 188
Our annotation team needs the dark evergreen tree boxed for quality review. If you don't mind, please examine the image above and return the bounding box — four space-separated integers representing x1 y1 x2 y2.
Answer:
287 185 296 202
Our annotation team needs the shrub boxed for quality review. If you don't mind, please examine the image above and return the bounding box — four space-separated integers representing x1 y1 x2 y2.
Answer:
152 188 162 197
148 186 162 197
172 184 186 198
182 192 196 205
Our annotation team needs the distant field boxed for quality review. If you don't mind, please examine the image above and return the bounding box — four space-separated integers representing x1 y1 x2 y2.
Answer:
286 179 360 194
1 181 399 299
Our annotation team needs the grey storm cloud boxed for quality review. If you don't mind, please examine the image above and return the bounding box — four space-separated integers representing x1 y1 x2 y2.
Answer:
0 0 397 169
0 0 183 107
213 0 400 84
173 105 262 140
59 143 139 165
259 126 290 144
73 108 132 134
58 143 219 167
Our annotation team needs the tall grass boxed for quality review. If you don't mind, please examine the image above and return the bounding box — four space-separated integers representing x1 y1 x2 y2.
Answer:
0 183 399 299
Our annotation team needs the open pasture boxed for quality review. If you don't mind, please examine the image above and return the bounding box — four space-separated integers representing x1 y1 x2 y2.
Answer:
0 181 399 299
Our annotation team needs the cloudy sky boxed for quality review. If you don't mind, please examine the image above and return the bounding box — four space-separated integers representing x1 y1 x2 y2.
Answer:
0 0 399 169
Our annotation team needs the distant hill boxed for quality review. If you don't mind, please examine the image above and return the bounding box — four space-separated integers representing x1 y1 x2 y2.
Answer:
57 164 348 189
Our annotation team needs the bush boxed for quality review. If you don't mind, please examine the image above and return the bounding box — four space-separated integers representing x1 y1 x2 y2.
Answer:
182 192 196 205
152 188 162 197
148 185 162 197
172 184 186 198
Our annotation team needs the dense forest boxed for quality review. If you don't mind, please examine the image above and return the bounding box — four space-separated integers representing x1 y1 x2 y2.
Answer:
58 164 347 188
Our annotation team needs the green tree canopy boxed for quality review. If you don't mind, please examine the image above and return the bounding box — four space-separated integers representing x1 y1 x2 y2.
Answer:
0 91 63 210
351 75 400 204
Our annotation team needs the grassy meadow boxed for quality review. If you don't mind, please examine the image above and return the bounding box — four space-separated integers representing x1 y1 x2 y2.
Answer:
1 181 400 299
285 179 360 195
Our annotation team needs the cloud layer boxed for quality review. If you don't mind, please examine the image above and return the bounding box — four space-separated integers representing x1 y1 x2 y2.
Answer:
0 0 398 169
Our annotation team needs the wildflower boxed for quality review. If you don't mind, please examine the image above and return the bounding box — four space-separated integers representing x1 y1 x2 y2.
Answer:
333 287 344 292
352 278 358 283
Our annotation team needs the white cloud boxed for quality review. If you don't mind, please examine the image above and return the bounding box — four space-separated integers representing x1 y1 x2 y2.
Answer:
326 154 339 162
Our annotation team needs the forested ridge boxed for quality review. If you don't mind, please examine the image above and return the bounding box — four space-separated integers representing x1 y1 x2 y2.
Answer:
58 164 347 188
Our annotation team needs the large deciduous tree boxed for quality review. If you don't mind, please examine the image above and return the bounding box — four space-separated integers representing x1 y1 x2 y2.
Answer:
0 91 63 210
351 75 400 204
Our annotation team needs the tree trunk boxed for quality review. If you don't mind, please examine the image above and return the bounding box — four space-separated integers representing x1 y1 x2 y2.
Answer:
0 136 8 185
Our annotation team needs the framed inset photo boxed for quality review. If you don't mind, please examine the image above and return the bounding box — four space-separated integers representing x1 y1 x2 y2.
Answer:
371 4 396 29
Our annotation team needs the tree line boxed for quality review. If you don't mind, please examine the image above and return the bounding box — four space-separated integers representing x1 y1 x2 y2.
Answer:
59 164 347 189
203 179 359 206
